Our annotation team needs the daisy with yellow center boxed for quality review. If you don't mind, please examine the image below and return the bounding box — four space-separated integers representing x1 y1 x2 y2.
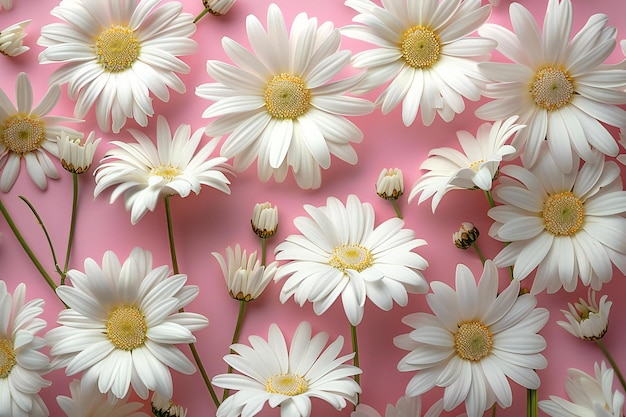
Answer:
395 261 549 417
488 150 626 294
46 247 209 400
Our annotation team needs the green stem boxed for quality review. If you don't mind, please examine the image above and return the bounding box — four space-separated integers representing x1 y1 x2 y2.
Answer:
19 196 63 278
189 342 221 408
0 199 57 292
222 300 247 401
527 388 537 417
596 339 626 393
472 242 486 265
261 238 267 267
492 403 497 417
350 323 360 384
391 199 403 219
61 173 79 284
193 7 210 23
485 190 496 208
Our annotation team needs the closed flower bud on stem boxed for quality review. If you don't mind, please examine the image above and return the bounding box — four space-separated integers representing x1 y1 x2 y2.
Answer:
376 168 404 201
194 0 235 23
251 202 278 239
151 392 187 417
453 222 479 250
57 130 101 174
0 20 30 57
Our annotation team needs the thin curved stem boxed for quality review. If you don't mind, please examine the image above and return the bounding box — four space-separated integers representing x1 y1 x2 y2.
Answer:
391 200 403 219
193 7 210 23
472 242 486 265
484 190 496 208
19 196 63 278
222 300 247 401
164 196 180 275
61 173 79 284
596 339 626 393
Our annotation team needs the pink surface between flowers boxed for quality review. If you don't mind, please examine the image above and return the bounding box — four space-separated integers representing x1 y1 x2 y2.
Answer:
0 0 625 416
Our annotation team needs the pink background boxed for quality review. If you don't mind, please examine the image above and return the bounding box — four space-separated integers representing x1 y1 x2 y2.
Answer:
1 0 625 416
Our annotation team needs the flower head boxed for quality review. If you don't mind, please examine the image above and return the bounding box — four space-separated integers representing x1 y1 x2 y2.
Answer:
539 362 625 417
46 247 209 400
57 379 149 417
251 202 278 239
0 72 82 192
275 194 428 326
476 0 626 172
453 222 479 250
212 244 278 302
94 115 231 224
557 289 611 341
352 396 444 417
395 261 549 417
409 116 522 211
376 168 404 201
196 3 374 189
342 0 495 126
57 130 101 174
151 392 187 417
201 0 235 16
0 281 50 417
38 0 197 133
212 321 361 417
0 20 30 57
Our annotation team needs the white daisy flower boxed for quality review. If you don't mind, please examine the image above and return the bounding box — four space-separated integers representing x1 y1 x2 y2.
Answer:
0 20 30 57
395 260 549 417
275 194 429 326
342 0 495 126
352 395 444 417
46 247 209 400
557 288 611 341
0 72 82 192
57 130 101 174
0 0 11 11
0 281 50 417
488 150 626 294
539 361 625 417
94 115 231 225
408 116 523 212
38 0 197 133
57 379 149 417
475 0 626 172
212 321 361 417
196 3 375 189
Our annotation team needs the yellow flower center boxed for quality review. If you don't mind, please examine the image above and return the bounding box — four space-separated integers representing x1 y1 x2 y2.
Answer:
469 159 485 170
266 374 308 396
150 164 182 182
106 306 147 351
0 339 16 379
2 114 45 154
454 321 493 361
531 66 574 110
264 73 311 119
400 26 441 69
329 243 374 273
542 191 584 236
95 25 141 73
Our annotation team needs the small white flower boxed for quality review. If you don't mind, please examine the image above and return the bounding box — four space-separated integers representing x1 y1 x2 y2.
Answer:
151 392 186 417
352 396 444 417
201 0 235 16
557 288 611 341
539 362 625 417
57 379 149 417
251 202 278 239
376 168 404 201
57 130 101 174
0 20 30 57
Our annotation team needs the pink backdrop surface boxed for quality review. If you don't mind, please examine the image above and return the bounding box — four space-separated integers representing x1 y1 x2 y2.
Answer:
1 0 625 416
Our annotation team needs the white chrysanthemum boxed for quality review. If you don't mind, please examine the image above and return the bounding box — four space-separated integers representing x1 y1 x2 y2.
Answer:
0 20 30 57
476 0 626 172
395 261 549 417
275 194 428 326
0 0 11 11
488 150 626 294
213 321 361 417
352 395 444 417
46 247 209 400
342 0 495 126
0 281 50 417
94 115 231 224
57 130 101 174
196 3 375 189
212 244 278 301
408 116 523 211
57 379 149 417
539 362 625 417
557 288 611 341
38 0 197 133
0 72 82 192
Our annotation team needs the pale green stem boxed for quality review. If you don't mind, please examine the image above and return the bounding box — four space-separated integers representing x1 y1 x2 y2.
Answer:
193 7 210 23
391 199 403 219
261 238 267 267
596 339 626 393
222 300 247 401
19 196 63 278
350 323 360 408
61 173 79 284
527 388 538 417
472 242 486 265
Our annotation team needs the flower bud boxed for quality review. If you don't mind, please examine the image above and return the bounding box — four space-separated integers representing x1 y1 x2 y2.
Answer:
201 0 235 16
251 202 278 239
376 168 404 200
151 392 187 417
453 222 479 249
0 20 30 57
57 131 101 174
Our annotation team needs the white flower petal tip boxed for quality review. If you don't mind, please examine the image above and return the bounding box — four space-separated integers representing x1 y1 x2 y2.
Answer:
0 20 31 57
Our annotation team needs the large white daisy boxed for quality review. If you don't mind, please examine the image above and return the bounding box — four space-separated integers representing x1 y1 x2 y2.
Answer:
475 0 626 172
275 194 429 326
212 321 361 417
195 3 375 189
57 379 149 417
488 150 626 294
0 72 82 192
38 0 197 133
45 247 209 400
395 261 549 417
408 115 523 212
94 115 231 224
0 281 50 417
342 0 495 126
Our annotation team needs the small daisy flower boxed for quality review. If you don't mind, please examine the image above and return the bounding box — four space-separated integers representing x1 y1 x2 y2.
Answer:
57 130 101 174
557 289 611 341
212 321 361 417
0 72 82 192
342 0 496 126
151 392 186 417
376 168 404 201
352 395 444 417
251 202 278 240
0 20 30 57
539 361 625 417
38 0 197 133
275 194 428 326
196 3 375 189
476 0 626 172
395 261 549 417
488 150 626 294
94 115 231 224
409 116 522 211
57 379 149 417
46 247 209 400
0 281 51 417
